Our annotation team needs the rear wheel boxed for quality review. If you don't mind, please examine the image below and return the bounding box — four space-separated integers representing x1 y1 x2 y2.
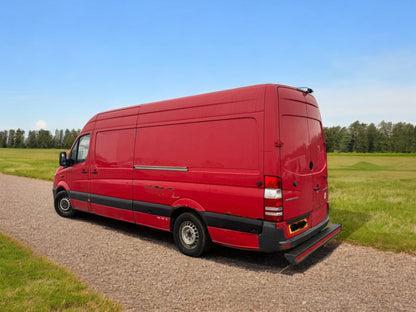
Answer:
54 190 76 218
173 212 211 257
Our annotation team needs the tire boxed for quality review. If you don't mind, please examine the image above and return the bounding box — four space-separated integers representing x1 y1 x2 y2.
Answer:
173 212 211 257
54 190 76 218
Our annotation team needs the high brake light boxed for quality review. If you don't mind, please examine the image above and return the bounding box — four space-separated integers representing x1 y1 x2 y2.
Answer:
264 176 283 222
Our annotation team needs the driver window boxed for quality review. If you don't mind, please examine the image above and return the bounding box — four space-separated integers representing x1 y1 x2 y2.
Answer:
70 134 90 164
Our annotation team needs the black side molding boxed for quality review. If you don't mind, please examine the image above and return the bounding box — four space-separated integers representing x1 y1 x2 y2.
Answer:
202 212 263 234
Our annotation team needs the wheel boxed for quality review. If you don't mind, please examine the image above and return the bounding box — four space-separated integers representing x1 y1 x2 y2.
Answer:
54 190 76 218
173 212 211 257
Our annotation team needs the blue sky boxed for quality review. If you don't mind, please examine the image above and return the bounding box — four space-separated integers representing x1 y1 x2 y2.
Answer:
1 0 415 132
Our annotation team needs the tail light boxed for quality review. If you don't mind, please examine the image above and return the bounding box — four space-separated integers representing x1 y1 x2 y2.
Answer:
264 176 283 222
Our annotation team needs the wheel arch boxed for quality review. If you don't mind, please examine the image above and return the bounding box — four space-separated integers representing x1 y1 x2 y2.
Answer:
55 181 70 195
170 206 207 232
170 198 207 231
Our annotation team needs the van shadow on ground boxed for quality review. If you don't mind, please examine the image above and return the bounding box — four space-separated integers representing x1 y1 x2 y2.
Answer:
72 212 343 275
204 240 342 275
329 207 372 240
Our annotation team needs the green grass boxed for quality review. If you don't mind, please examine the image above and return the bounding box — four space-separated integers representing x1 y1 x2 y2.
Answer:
328 153 416 254
0 233 122 312
0 148 59 181
0 149 123 310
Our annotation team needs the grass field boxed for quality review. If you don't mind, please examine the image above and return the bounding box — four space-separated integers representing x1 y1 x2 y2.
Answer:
0 148 59 181
328 153 416 254
0 233 122 312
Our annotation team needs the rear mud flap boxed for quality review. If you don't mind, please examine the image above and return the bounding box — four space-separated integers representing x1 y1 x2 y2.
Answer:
284 223 342 265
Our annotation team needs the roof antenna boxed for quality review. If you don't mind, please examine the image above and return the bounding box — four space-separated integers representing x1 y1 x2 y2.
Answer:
297 87 313 94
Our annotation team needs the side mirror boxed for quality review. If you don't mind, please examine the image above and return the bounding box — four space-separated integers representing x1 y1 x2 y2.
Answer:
59 152 67 167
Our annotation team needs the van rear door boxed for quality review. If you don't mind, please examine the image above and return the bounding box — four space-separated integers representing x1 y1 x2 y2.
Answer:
306 97 329 227
278 87 328 231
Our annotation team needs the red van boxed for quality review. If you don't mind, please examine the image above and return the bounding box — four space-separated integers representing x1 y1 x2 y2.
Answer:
53 84 341 264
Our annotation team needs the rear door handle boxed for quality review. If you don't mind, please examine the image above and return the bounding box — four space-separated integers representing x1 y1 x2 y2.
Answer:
81 170 88 174
314 186 321 191
91 170 98 174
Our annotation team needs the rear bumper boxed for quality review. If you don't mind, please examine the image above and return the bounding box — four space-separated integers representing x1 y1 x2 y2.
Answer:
259 216 341 264
259 215 330 252
284 224 342 264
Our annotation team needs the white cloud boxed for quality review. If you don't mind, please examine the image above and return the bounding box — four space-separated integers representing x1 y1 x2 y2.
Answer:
34 120 48 130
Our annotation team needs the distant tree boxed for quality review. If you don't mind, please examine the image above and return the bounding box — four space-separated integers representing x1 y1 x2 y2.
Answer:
15 128 25 148
37 129 53 148
377 121 393 152
404 123 415 153
367 123 377 153
54 129 64 148
350 121 368 153
324 126 344 152
26 130 38 148
0 130 8 147
339 128 353 152
413 126 416 153
8 129 16 148
62 129 79 149
392 122 415 153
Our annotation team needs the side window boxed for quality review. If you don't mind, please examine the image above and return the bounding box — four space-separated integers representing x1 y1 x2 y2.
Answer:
69 134 90 164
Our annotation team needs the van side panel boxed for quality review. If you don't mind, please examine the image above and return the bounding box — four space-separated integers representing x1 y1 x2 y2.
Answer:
133 116 264 220
88 112 137 223
136 118 259 172
138 85 265 123
132 87 267 234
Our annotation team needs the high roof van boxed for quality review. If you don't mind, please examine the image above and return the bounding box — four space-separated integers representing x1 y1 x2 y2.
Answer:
53 84 341 264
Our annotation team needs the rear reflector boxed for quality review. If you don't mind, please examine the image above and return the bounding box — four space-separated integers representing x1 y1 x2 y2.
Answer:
264 176 283 222
265 210 282 217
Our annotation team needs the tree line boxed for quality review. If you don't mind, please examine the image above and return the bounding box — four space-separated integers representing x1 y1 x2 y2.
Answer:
0 129 80 149
324 121 416 153
1 121 416 152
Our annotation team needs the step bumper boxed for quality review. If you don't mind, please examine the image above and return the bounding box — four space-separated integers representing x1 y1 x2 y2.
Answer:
284 223 342 265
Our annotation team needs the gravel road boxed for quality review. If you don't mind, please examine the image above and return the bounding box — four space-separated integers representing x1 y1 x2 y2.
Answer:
1 173 415 311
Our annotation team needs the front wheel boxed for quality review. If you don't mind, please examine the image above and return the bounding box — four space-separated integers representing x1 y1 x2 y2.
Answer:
173 212 211 257
54 190 76 218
